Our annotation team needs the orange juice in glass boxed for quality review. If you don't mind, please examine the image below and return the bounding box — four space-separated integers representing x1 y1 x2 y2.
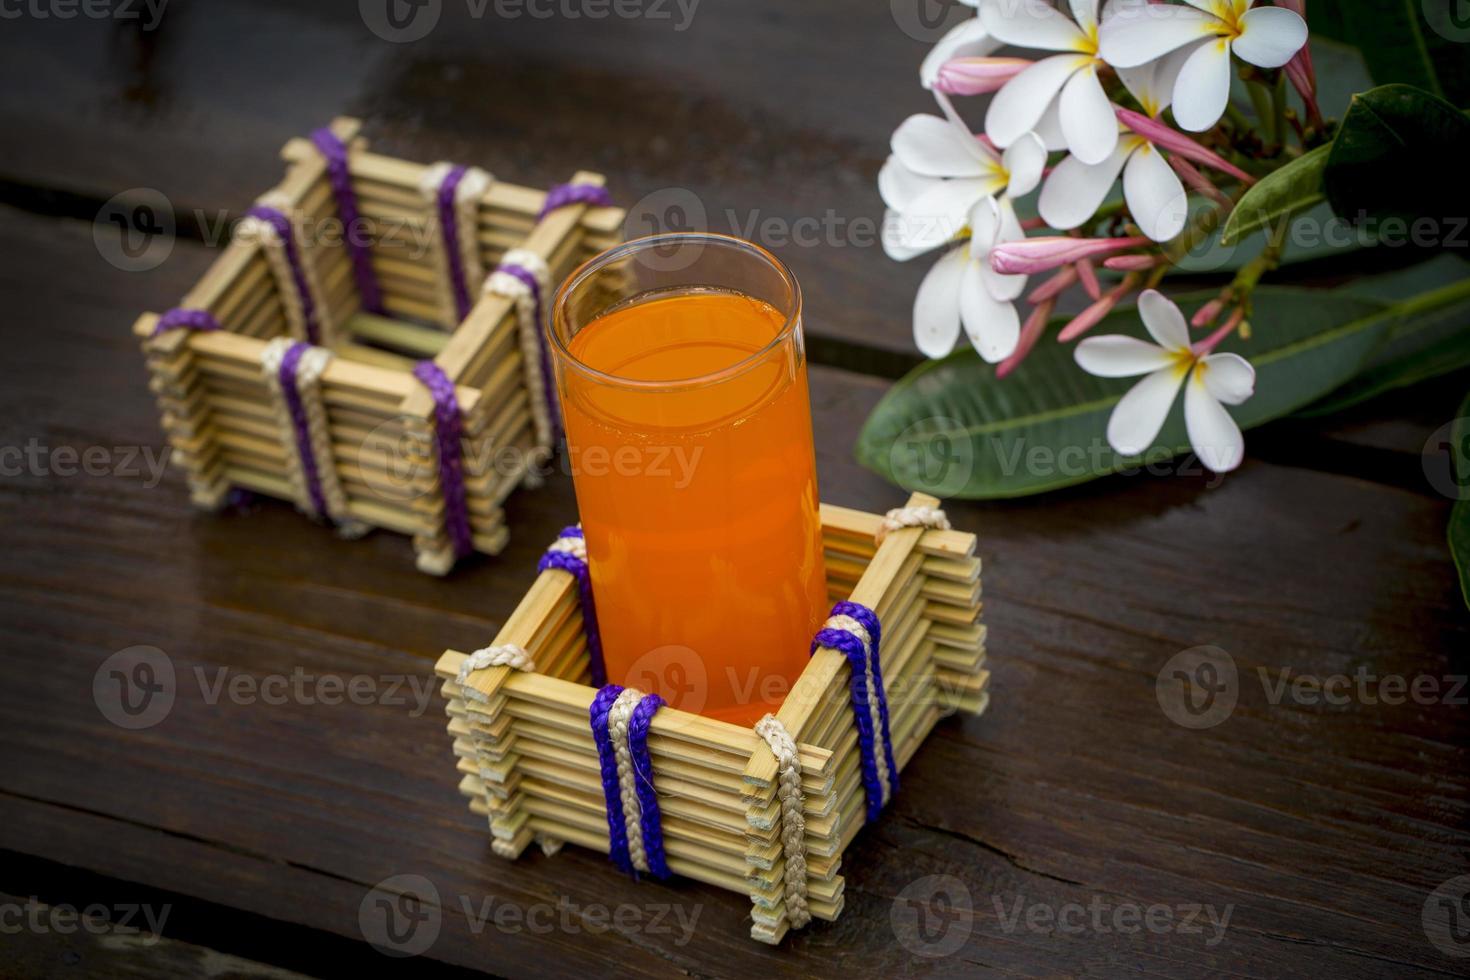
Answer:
549 233 825 726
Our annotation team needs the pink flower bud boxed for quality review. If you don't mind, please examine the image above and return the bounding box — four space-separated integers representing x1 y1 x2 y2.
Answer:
1058 277 1139 342
933 57 1032 96
1076 258 1102 300
996 299 1057 379
989 236 1150 276
1191 298 1225 328
1116 107 1256 184
1103 254 1158 271
1027 266 1078 304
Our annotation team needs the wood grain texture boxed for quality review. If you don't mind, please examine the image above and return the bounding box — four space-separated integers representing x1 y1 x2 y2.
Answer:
2 2 1469 971
1 205 1467 976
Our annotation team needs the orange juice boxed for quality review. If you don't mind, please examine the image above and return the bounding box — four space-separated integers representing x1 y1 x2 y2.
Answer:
559 288 826 725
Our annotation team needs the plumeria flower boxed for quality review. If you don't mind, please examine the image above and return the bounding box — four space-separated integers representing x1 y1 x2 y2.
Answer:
911 196 1030 362
921 2 1000 89
880 113 1046 259
1038 51 1192 242
1075 289 1255 471
981 0 1118 165
1098 0 1309 132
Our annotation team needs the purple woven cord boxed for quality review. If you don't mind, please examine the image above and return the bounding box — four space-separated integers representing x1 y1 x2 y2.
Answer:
589 684 634 875
498 263 562 443
627 693 670 879
536 182 611 221
152 307 221 337
278 341 330 519
812 600 892 824
310 127 384 315
435 165 473 322
245 205 320 345
832 600 898 800
538 526 606 686
412 361 473 559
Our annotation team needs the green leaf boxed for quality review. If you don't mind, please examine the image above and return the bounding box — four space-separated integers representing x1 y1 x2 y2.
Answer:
1449 397 1470 610
1300 256 1470 415
1323 84 1470 237
1308 1 1444 98
1221 145 1331 246
856 288 1389 499
858 285 1381 499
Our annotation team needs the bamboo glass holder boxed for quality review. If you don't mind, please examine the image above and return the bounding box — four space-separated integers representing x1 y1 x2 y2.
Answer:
132 117 625 573
434 491 989 944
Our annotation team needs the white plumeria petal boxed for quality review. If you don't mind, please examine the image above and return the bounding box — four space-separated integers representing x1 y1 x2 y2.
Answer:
921 18 1001 88
882 210 934 261
982 196 1029 301
1108 364 1190 456
986 53 1088 149
1075 334 1178 377
980 0 1089 52
1177 0 1228 13
1038 139 1133 230
1231 5 1308 68
1122 142 1188 242
1171 38 1234 132
892 114 987 177
1097 4 1216 68
1116 41 1199 116
1059 63 1119 165
968 195 1003 249
1184 369 1246 471
1033 98 1068 151
1001 131 1047 197
960 257 1021 362
893 177 998 252
1137 289 1191 352
878 156 936 212
913 246 968 358
1069 0 1100 34
1198 352 1255 405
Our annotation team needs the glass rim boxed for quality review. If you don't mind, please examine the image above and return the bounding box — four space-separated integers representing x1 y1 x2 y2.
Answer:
548 232 803 392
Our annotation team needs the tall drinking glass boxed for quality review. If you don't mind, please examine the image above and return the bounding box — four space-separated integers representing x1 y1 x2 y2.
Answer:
549 233 826 726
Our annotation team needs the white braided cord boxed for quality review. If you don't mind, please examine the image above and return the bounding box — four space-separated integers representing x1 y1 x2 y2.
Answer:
876 505 951 545
607 687 650 873
826 614 891 805
485 248 553 455
754 714 811 929
456 643 535 703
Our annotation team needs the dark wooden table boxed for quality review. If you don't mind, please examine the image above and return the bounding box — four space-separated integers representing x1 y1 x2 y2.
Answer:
3 3 1467 977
